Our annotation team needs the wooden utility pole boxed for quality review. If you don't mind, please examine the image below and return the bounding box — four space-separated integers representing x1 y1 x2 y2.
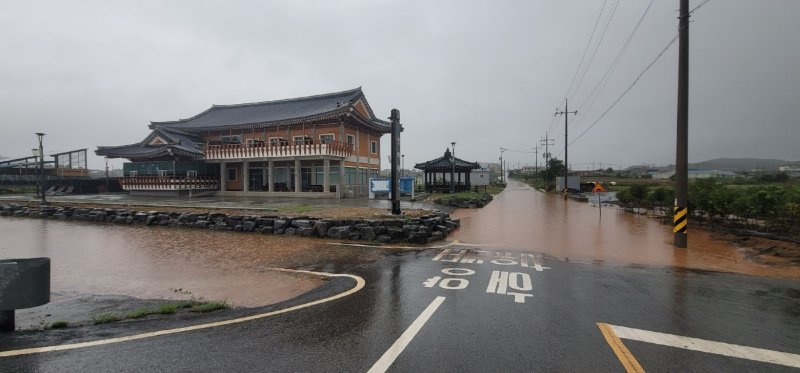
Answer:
674 0 689 248
555 99 577 195
540 135 554 190
533 144 539 186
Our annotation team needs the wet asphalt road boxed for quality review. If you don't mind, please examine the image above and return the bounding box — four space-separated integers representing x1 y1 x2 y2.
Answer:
1 246 798 372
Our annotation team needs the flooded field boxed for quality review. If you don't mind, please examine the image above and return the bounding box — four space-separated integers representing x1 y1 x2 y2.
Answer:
0 218 384 307
453 182 800 279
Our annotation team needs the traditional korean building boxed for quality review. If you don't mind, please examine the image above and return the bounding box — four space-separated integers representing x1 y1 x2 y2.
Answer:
414 148 480 193
96 88 390 197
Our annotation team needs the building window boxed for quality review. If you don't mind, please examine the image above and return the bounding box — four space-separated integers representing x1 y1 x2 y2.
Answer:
227 168 237 181
270 137 288 147
246 139 264 147
187 170 197 178
130 171 138 177
319 134 335 144
346 134 355 145
158 170 168 177
221 135 242 144
370 141 378 154
293 136 312 145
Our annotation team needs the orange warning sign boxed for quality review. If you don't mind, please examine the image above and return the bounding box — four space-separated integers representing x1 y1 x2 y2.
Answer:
591 182 607 193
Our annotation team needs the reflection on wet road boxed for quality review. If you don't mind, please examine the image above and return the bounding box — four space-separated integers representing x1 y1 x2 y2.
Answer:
453 180 800 279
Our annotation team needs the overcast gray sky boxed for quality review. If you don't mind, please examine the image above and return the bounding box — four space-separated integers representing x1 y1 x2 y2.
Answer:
1 0 798 170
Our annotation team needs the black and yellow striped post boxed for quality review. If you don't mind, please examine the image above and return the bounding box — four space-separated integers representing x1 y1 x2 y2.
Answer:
674 205 688 247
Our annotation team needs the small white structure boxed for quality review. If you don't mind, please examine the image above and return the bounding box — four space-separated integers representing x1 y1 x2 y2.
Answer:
556 176 581 191
470 170 491 186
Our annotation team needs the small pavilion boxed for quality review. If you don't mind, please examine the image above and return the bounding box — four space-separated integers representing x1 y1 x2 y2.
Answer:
414 148 480 193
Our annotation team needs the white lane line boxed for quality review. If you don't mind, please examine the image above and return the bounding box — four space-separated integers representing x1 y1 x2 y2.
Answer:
0 269 365 358
367 296 446 373
610 324 800 369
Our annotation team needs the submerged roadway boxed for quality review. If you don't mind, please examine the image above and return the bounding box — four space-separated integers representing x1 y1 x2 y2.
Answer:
1 181 798 372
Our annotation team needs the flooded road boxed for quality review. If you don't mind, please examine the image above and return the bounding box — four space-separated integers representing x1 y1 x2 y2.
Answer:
0 219 384 307
1 180 796 311
453 180 800 279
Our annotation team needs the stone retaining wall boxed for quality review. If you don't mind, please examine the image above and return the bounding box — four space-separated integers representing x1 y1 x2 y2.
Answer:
0 204 459 244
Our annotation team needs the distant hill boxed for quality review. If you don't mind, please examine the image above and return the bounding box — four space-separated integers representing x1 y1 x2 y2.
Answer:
690 158 800 172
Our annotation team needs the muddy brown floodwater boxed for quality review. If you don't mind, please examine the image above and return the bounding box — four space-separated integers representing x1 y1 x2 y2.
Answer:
0 219 385 307
453 181 800 279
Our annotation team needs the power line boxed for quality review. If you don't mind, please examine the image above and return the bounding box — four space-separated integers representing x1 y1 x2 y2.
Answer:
690 0 711 14
570 33 679 146
568 0 621 101
563 0 608 99
575 0 656 114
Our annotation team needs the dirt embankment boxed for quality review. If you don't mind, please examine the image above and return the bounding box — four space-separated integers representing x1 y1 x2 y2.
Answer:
708 229 800 267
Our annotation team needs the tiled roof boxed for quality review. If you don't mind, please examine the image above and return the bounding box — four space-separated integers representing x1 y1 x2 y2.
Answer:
96 127 204 159
151 87 390 132
414 149 481 171
95 143 203 159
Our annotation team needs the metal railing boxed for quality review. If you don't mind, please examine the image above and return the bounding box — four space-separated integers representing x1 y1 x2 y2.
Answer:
121 176 219 191
203 141 353 160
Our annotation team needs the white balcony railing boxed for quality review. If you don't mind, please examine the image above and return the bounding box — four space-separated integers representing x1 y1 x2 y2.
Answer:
121 177 219 191
203 141 353 160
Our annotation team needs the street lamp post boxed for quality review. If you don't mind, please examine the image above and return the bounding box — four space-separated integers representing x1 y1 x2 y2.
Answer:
401 154 405 178
35 133 46 204
450 141 456 193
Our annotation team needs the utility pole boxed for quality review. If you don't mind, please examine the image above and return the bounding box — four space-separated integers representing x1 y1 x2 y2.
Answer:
35 133 47 204
533 144 539 186
540 135 554 190
674 0 690 248
451 141 456 193
499 147 506 183
105 157 110 193
555 98 577 195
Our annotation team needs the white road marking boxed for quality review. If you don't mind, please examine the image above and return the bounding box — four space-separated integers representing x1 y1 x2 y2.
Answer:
0 269 365 358
367 296 446 373
610 324 800 369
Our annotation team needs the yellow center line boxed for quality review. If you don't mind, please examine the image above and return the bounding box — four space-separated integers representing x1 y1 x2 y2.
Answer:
0 269 365 358
597 322 646 373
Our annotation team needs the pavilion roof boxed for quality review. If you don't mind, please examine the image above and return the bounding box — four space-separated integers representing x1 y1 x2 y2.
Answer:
149 87 390 133
95 127 204 160
414 148 480 172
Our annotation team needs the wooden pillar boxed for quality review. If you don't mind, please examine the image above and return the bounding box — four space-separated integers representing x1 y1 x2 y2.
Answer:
261 162 267 190
243 160 250 192
220 162 227 191
268 160 274 192
294 159 301 192
338 160 346 198
323 158 330 193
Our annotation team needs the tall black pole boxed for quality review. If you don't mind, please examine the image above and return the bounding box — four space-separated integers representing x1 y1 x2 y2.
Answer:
35 133 46 204
450 142 456 193
555 99 577 195
674 0 689 248
390 109 401 215
533 145 539 187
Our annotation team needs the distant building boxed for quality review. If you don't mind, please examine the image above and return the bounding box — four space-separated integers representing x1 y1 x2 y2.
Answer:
651 169 737 179
779 165 800 177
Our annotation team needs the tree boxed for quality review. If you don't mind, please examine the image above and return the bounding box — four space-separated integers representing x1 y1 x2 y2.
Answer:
544 158 565 190
629 184 649 206
689 178 719 225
